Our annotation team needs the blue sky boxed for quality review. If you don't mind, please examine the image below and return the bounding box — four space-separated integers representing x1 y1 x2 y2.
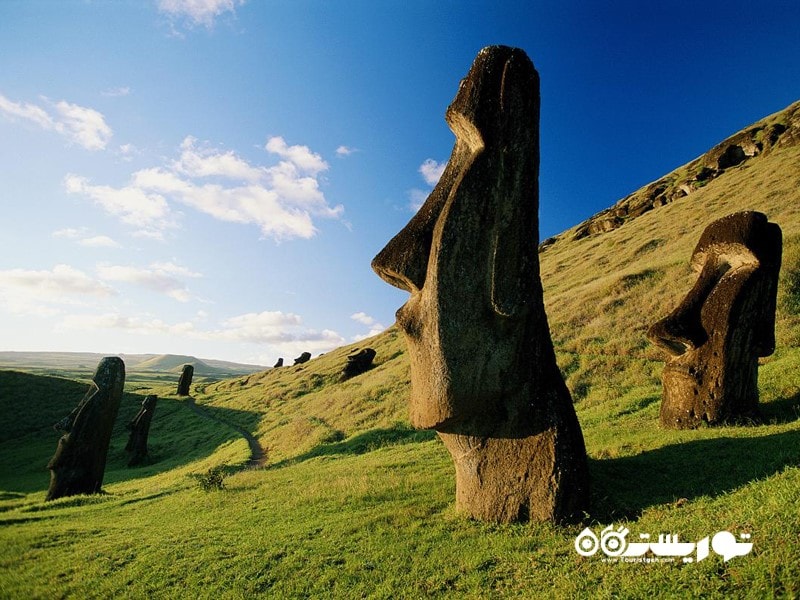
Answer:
1 1 799 365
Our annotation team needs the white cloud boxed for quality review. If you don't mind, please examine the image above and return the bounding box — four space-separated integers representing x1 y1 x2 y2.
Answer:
336 145 357 157
69 135 343 242
52 227 87 239
0 264 115 298
217 310 303 343
64 174 174 230
0 92 112 151
419 158 446 186
96 261 201 302
173 136 263 181
53 228 121 248
406 158 446 213
53 100 113 151
350 311 386 341
0 264 116 316
351 312 377 327
118 143 138 161
158 0 245 28
0 93 54 129
80 235 121 248
55 306 346 358
58 313 195 337
102 86 131 97
266 136 328 175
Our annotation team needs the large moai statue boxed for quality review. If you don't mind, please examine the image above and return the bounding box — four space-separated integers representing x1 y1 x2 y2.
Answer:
648 211 782 428
125 395 158 466
46 357 125 501
371 46 589 523
177 364 194 396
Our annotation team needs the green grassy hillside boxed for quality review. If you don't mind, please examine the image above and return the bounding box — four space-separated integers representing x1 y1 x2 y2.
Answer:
2 101 800 598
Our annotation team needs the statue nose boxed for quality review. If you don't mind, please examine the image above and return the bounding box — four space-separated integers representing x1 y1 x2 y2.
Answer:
647 313 704 356
647 259 724 356
371 165 451 294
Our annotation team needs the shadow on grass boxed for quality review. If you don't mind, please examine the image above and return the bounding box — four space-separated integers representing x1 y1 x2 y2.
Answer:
269 426 437 470
0 383 263 494
760 391 800 424
590 427 800 521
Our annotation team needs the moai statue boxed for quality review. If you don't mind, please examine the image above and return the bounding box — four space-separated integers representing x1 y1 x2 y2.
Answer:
340 348 376 381
177 364 194 396
293 352 311 365
46 357 125 501
371 46 589 523
125 395 158 466
648 211 782 428
273 357 284 368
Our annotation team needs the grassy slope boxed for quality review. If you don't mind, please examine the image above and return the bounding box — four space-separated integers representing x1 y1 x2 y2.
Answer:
2 111 800 597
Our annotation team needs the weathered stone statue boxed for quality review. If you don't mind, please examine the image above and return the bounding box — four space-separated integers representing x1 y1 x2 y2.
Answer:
46 357 125 501
177 364 194 396
293 352 311 365
648 211 782 428
273 357 284 368
340 348 376 380
125 395 158 466
371 45 589 523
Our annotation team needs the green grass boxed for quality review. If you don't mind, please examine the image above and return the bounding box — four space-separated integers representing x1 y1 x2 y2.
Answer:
2 111 800 598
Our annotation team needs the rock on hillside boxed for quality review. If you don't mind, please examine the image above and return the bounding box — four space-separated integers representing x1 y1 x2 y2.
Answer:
540 99 800 250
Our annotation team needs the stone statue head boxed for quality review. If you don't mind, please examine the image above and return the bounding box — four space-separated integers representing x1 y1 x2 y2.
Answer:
372 45 549 431
648 211 782 427
371 46 588 523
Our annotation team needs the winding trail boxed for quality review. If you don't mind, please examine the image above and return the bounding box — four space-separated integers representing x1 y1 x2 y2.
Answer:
184 397 267 468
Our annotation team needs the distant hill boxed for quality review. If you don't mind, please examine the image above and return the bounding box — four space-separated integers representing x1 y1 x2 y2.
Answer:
0 351 265 377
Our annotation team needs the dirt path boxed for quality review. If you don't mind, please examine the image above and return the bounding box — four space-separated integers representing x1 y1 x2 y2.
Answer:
184 397 267 468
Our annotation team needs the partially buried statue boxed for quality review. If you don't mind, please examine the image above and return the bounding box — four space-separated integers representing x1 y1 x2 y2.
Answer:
46 357 125 500
648 211 782 428
177 364 193 396
340 348 376 381
371 46 589 523
125 395 158 466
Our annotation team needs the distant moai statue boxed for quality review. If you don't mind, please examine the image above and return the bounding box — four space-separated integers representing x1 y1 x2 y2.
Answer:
177 364 194 396
46 357 125 501
273 357 284 368
340 348 376 381
648 211 782 428
293 352 311 365
125 395 158 466
371 46 589 523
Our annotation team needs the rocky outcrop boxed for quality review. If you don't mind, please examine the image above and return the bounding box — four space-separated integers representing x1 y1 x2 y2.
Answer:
46 357 125 500
273 358 284 368
372 46 589 523
540 100 800 249
647 211 782 428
